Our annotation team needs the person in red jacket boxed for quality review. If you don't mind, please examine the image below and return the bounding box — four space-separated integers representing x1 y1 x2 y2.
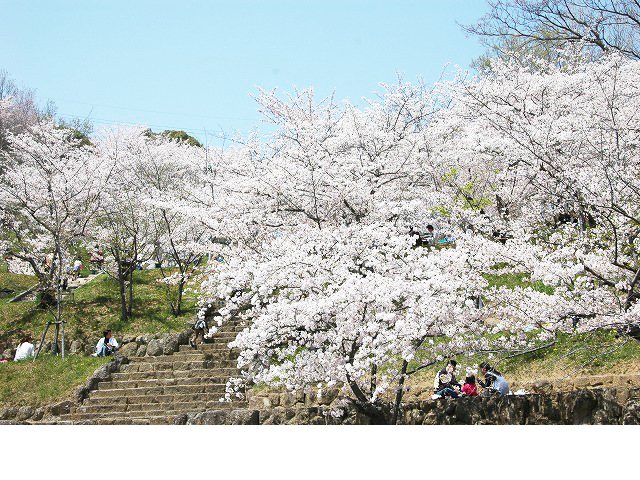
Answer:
461 374 479 396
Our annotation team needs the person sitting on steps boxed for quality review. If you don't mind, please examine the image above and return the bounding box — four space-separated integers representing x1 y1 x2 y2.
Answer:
93 329 119 357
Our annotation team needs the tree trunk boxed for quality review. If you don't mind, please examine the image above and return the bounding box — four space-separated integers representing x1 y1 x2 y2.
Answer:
392 360 409 425
370 364 377 397
172 279 184 316
115 251 128 322
127 264 134 317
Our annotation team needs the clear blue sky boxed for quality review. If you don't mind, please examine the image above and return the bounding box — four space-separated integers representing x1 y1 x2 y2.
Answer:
1 0 489 144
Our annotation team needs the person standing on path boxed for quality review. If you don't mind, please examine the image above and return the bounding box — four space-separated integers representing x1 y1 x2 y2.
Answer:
72 258 83 280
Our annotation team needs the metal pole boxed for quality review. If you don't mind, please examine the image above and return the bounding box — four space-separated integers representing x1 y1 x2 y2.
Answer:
56 276 65 359
61 320 65 359
53 322 59 356
56 251 65 359
33 322 50 362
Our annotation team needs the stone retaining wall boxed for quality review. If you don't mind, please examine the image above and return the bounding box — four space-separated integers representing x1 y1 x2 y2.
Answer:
184 387 640 425
1 328 192 360
514 374 640 395
5 386 640 425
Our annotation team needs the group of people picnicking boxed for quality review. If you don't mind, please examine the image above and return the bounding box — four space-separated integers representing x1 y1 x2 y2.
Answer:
432 359 510 399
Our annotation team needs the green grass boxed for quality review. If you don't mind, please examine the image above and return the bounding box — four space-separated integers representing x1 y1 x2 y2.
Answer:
0 268 197 352
483 271 555 295
0 262 38 298
0 354 110 407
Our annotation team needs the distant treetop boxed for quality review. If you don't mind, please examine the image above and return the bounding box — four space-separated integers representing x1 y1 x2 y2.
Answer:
148 129 203 147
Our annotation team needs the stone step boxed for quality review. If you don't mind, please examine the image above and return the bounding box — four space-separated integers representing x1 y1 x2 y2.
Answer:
209 324 248 333
178 344 240 353
89 382 226 400
129 352 209 363
70 416 177 425
97 375 240 390
203 338 240 345
120 360 241 373
111 367 241 381
121 361 211 373
128 351 239 364
90 383 229 399
63 403 248 423
86 391 238 406
75 399 246 414
183 344 240 353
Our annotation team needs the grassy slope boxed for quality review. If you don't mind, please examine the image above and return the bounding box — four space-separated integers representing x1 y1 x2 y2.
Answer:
0 266 38 297
0 269 196 344
0 268 197 407
0 354 110 407
3 265 640 407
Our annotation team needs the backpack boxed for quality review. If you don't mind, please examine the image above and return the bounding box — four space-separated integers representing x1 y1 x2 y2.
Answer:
193 319 208 331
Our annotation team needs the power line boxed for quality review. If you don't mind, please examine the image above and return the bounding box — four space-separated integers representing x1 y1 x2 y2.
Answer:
55 112 258 138
53 98 257 122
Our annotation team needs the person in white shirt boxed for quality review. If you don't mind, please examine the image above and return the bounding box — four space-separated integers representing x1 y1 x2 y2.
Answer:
93 329 119 357
72 258 83 280
14 335 34 361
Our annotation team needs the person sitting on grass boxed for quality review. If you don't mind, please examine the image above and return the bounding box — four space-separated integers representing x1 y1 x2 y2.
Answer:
478 362 510 396
432 359 461 399
461 373 478 396
14 335 34 361
93 329 119 357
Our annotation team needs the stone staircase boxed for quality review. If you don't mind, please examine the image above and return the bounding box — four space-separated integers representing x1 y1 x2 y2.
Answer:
60 320 249 424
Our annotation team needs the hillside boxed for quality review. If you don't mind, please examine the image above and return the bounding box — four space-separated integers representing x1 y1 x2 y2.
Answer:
0 267 198 406
3 265 640 408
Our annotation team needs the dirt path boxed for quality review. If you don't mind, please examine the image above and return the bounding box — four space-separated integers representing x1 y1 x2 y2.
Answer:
9 272 103 303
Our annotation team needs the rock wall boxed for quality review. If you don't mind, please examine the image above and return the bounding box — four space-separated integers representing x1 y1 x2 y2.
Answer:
514 374 640 395
398 388 640 425
114 329 192 358
1 328 192 360
5 387 640 425
186 387 640 425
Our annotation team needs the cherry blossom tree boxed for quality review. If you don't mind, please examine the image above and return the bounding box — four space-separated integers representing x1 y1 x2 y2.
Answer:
184 52 640 422
0 120 107 296
92 127 210 319
435 52 640 339
137 132 209 316
465 0 640 60
0 118 108 355
91 127 159 322
187 85 540 421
